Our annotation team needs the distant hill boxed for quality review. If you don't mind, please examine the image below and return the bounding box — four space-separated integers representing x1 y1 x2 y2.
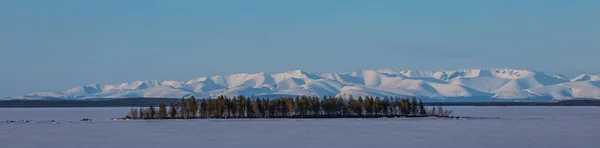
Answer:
0 98 180 108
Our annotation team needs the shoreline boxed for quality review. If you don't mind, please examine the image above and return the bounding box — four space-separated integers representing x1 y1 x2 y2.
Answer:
111 115 436 120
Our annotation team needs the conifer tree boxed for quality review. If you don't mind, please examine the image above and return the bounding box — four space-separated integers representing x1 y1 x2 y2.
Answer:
187 96 198 118
418 100 426 116
365 96 373 116
357 96 364 116
400 99 410 115
382 97 390 116
285 98 295 116
139 107 145 119
158 102 168 119
149 105 156 119
252 99 262 118
410 97 418 115
311 97 320 116
237 96 246 117
230 97 238 118
169 103 178 118
179 98 188 118
338 96 347 116
374 97 381 116
246 99 254 117
294 96 301 116
349 97 360 116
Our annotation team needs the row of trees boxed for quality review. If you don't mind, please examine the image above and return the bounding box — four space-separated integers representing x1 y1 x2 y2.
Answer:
126 96 452 119
126 97 198 119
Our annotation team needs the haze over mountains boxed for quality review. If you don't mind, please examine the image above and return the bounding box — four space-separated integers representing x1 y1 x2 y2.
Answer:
6 69 600 101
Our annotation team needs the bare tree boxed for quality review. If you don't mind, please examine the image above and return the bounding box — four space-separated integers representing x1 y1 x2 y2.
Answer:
126 108 139 119
443 110 454 116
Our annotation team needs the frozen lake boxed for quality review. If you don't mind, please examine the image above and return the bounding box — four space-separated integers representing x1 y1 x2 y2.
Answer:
1 107 599 148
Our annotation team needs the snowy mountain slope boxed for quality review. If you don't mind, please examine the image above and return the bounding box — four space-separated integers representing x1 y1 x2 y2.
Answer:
571 74 600 82
5 69 600 101
494 81 600 100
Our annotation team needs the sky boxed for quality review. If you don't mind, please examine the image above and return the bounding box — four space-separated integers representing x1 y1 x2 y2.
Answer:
1 0 599 97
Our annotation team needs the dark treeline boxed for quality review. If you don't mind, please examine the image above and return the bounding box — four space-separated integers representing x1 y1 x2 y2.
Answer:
3 98 599 108
0 98 179 108
425 99 600 106
126 96 450 119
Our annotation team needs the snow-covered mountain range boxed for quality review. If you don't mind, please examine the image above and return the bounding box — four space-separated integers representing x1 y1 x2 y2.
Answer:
5 69 600 101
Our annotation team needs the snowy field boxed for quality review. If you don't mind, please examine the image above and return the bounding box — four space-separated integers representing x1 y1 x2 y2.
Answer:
1 107 599 148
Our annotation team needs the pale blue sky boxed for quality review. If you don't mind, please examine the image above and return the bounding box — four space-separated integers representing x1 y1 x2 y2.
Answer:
1 0 599 97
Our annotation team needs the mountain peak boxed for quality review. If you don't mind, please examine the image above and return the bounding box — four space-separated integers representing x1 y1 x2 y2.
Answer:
286 69 309 74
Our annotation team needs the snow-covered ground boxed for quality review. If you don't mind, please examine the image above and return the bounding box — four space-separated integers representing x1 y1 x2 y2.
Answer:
1 107 599 148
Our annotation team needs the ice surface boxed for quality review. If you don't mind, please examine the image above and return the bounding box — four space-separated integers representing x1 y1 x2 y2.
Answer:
1 107 599 148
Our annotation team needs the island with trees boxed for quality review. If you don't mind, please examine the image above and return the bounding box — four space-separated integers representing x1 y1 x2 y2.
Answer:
123 96 454 119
